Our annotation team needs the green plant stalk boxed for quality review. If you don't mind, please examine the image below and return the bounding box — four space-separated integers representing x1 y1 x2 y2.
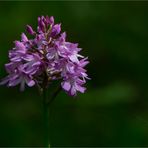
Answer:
42 86 61 148
42 88 50 148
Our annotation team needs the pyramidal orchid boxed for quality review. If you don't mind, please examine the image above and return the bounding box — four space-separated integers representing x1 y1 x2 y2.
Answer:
0 16 89 147
1 16 89 96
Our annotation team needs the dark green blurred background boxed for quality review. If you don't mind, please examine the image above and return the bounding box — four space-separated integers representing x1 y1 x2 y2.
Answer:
1 1 148 147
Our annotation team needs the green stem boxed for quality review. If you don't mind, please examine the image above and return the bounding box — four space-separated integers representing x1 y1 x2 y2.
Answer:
42 86 61 148
48 86 62 106
42 88 50 148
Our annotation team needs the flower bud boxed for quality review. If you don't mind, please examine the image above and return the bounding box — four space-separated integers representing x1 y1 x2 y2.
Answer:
51 24 61 37
45 16 54 25
26 25 35 35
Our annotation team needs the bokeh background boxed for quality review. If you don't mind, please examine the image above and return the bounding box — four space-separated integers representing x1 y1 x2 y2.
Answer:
0 1 148 147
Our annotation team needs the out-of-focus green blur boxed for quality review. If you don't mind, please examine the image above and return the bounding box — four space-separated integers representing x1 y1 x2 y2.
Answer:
1 1 148 147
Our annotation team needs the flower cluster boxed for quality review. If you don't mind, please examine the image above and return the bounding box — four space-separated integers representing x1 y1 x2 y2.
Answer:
1 16 89 96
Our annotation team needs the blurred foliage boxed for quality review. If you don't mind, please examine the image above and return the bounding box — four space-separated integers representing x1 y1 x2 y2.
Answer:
0 1 148 147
